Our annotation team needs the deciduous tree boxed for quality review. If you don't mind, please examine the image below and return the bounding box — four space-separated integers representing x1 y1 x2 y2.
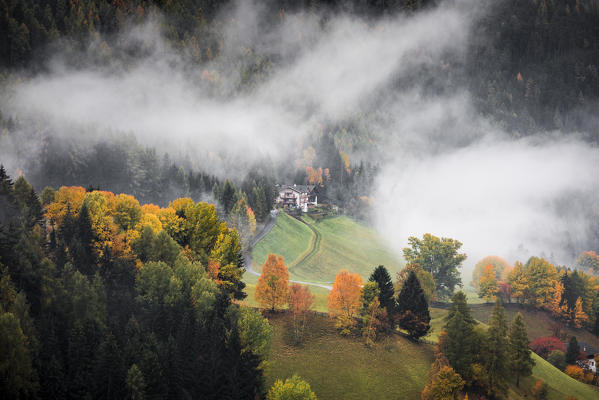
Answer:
256 254 289 311
403 234 466 300
327 270 363 335
478 264 498 301
288 284 314 344
267 375 317 400
396 263 436 302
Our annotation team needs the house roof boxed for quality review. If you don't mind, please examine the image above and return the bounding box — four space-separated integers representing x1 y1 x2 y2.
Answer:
278 184 315 194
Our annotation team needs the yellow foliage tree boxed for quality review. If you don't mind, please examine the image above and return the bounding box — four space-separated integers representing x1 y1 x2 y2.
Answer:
256 254 289 311
572 297 588 328
45 186 86 225
327 270 363 334
478 264 498 302
549 281 568 318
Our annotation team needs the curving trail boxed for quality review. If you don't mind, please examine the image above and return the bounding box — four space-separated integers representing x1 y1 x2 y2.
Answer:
244 210 332 290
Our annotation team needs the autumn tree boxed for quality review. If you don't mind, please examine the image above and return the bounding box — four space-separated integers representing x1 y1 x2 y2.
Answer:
267 375 317 400
472 256 510 290
396 270 431 340
530 336 565 359
396 263 436 302
327 270 363 335
508 261 532 304
422 366 465 400
256 254 289 311
478 264 498 301
288 284 314 344
360 282 384 345
229 196 256 249
403 234 466 300
509 313 534 387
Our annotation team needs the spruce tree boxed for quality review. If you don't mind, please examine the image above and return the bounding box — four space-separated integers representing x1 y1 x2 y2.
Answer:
565 336 580 364
444 310 473 380
368 265 395 316
396 270 430 339
445 291 476 327
594 310 599 336
484 299 509 397
509 313 534 387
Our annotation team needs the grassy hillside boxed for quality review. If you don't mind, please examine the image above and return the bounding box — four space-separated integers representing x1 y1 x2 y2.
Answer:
469 303 599 350
264 312 434 400
252 212 314 271
291 215 403 283
430 307 599 400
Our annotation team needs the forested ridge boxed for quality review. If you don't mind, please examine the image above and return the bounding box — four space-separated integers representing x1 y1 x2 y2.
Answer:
2 0 598 132
0 166 272 399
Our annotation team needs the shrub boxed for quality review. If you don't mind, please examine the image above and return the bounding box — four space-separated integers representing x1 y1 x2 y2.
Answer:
267 375 317 400
564 365 584 381
547 350 566 370
531 379 548 400
530 336 566 359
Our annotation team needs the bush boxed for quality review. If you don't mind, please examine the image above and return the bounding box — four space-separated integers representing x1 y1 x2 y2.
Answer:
530 336 566 359
267 375 317 400
564 365 584 381
547 350 567 371
531 379 548 400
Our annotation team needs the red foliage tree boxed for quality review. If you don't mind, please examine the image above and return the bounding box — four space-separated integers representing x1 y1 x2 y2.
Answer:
530 336 566 359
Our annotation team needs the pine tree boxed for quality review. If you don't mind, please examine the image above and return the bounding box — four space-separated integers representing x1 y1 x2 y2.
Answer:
444 310 474 380
368 265 395 317
593 309 599 336
445 291 476 327
565 336 580 364
220 179 237 216
396 270 430 339
484 299 509 397
509 313 534 387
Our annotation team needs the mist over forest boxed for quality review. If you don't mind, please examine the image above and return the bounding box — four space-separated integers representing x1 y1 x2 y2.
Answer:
2 0 599 267
3 1 599 399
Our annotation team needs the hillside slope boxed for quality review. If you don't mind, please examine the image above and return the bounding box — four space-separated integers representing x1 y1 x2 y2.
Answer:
251 212 403 285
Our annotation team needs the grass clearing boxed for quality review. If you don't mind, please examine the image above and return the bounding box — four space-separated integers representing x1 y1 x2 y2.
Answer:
251 212 314 273
264 312 434 400
287 215 403 283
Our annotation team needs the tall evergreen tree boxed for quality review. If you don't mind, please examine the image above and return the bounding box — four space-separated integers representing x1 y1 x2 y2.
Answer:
369 265 395 316
565 336 580 364
484 299 509 397
396 270 430 339
220 179 237 216
509 313 534 387
445 291 476 327
444 310 474 381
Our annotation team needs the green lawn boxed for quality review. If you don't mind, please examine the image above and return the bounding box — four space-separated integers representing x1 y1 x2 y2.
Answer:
264 312 434 400
252 212 314 273
292 215 403 283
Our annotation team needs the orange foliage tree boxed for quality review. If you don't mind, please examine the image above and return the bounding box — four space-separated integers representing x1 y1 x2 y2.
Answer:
327 270 363 334
255 254 289 311
478 264 498 301
288 283 314 344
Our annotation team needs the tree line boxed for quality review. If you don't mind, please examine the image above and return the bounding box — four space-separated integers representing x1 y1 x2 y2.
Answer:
0 166 279 399
472 254 599 335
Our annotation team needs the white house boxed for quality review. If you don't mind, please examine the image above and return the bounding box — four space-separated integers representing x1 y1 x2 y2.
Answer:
277 184 317 212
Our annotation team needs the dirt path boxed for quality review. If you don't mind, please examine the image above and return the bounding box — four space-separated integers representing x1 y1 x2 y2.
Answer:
244 210 332 290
